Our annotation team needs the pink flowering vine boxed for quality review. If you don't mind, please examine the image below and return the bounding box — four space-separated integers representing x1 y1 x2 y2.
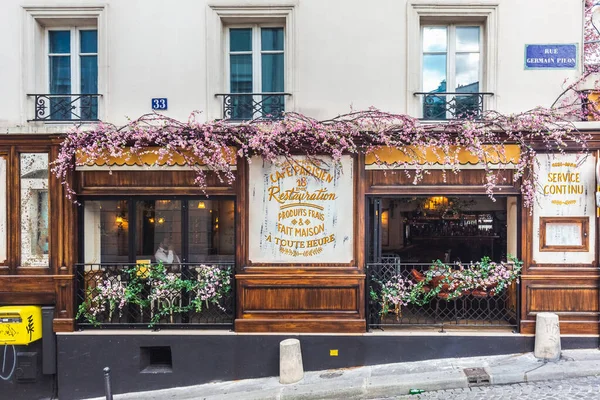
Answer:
52 108 588 210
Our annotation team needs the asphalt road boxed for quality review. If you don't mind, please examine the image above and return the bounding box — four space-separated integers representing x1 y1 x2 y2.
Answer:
391 375 600 399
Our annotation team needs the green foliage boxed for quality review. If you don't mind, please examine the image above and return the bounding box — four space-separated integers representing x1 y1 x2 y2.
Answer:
76 262 233 327
371 256 523 316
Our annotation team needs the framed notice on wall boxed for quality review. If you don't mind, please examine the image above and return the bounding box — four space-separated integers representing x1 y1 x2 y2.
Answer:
539 217 589 252
248 155 354 264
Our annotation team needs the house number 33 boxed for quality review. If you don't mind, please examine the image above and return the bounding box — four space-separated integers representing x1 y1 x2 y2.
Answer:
151 98 168 110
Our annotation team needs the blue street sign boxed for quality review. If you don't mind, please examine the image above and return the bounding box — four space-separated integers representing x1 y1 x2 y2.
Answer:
525 44 577 69
151 98 168 110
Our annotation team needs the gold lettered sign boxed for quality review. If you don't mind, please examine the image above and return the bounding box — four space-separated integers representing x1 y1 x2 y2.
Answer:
248 155 354 264
533 153 596 264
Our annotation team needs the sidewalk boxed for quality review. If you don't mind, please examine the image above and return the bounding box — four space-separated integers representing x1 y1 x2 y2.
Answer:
86 349 600 400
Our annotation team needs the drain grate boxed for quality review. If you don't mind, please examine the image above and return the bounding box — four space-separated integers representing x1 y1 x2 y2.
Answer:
463 367 490 386
319 371 343 379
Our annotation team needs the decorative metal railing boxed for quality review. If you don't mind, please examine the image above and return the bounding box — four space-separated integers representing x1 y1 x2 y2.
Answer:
414 92 494 120
215 92 291 121
28 94 101 122
366 261 518 331
75 263 235 329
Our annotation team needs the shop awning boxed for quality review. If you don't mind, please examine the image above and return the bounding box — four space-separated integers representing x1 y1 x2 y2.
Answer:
75 147 237 171
365 145 520 170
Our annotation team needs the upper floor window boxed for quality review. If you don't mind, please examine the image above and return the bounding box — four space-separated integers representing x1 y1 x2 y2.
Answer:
23 6 105 123
47 28 98 121
226 26 285 120
420 24 487 120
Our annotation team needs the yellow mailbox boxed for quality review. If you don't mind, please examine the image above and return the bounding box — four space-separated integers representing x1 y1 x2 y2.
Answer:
0 306 42 345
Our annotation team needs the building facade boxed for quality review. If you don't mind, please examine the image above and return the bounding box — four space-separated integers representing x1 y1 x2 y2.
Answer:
1 1 599 399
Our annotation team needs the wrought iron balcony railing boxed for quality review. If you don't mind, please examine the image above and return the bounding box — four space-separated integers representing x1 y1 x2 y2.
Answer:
28 94 101 122
75 262 235 329
366 261 518 331
215 92 291 121
414 92 494 120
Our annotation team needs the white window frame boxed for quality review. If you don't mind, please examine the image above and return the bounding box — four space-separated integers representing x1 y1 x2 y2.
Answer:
22 6 106 124
407 1 499 119
226 24 285 94
225 24 285 119
421 23 484 119
206 2 296 120
47 27 98 119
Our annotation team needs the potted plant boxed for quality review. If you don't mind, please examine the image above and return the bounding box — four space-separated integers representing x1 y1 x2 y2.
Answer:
77 278 127 326
190 264 232 314
377 275 415 318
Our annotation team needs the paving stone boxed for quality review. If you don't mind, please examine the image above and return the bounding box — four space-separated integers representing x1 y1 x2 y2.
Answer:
392 375 600 400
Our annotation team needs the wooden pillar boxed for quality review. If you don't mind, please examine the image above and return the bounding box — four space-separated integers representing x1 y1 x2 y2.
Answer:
51 142 76 332
235 155 366 333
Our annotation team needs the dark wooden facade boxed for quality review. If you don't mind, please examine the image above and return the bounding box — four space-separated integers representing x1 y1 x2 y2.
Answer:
520 212 600 334
234 159 366 333
2 135 600 335
0 136 75 332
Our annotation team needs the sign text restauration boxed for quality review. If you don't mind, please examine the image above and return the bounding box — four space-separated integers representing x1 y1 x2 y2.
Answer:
249 156 354 264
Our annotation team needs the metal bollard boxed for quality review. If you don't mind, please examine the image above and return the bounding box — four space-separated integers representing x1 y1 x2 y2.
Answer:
103 367 113 400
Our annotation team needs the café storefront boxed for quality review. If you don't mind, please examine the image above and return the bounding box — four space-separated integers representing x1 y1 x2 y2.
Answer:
67 144 599 335
2 134 600 399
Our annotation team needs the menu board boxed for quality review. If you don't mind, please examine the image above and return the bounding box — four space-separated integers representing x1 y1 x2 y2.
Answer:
544 222 582 247
248 155 354 264
539 216 588 252
533 154 595 262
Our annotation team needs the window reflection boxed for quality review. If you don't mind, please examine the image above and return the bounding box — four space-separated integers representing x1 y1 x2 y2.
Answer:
188 200 235 263
83 199 235 264
20 153 49 267
136 200 182 264
422 25 481 119
84 200 129 263
456 27 480 52
455 27 480 117
423 26 447 52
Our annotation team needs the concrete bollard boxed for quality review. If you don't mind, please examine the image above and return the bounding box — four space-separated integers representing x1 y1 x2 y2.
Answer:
534 312 561 361
280 338 304 384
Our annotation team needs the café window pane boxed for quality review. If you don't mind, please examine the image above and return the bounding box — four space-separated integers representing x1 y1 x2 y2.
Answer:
0 156 6 263
188 200 235 263
84 200 129 263
83 198 234 264
20 153 49 267
135 200 182 264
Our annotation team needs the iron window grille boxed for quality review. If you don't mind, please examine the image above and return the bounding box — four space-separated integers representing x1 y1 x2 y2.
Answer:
28 94 101 122
414 92 494 120
366 261 518 331
215 92 291 121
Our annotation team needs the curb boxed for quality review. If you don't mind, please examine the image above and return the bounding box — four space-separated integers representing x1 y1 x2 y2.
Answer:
85 352 600 400
277 361 600 400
